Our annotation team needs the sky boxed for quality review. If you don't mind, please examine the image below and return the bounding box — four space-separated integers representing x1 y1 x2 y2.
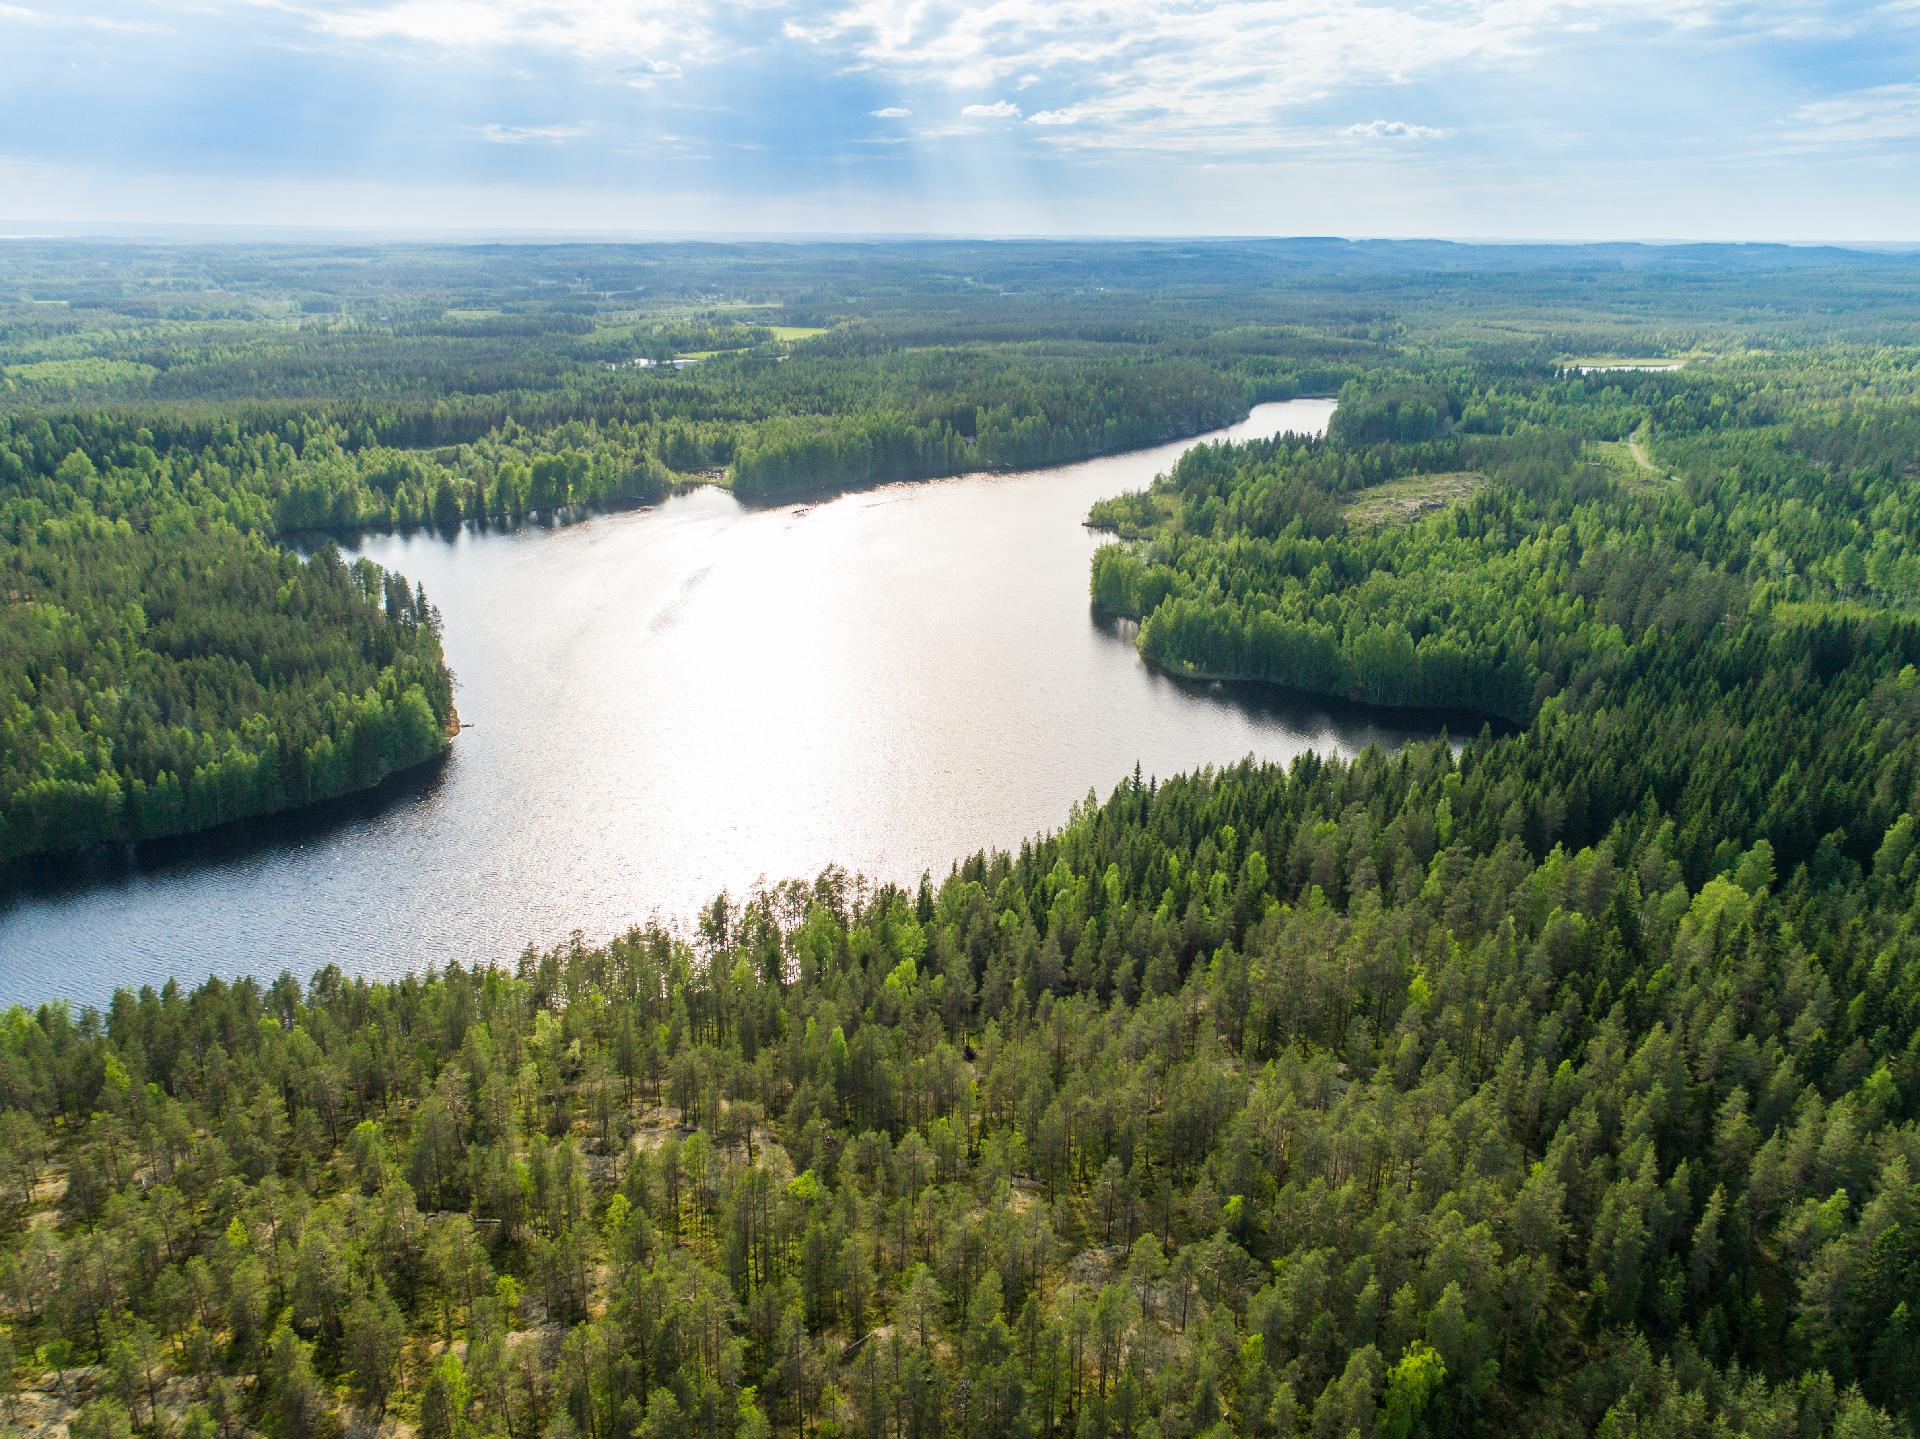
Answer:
3 0 1920 240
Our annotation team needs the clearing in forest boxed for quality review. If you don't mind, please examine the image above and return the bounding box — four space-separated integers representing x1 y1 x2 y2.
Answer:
1342 470 1487 527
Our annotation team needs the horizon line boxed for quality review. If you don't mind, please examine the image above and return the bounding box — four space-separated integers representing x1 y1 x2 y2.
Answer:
2 222 1919 252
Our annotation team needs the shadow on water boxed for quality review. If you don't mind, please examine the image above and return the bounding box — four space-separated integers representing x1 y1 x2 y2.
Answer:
287 494 663 555
0 751 453 906
1089 613 1512 748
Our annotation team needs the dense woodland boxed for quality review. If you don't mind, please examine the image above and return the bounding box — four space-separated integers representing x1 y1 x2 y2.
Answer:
6 240 1920 1437
1089 351 1920 723
0 416 459 861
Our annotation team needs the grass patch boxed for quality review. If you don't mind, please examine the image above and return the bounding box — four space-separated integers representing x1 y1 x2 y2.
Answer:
1344 471 1486 527
3 357 159 388
1590 424 1672 488
1591 439 1648 480
770 324 829 341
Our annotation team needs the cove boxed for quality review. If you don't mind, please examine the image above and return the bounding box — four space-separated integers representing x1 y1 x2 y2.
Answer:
0 399 1460 1008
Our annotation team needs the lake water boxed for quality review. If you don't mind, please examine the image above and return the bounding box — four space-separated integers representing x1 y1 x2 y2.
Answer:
0 399 1466 1008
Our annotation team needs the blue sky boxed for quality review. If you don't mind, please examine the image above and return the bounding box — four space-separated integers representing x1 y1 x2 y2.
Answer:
3 0 1919 239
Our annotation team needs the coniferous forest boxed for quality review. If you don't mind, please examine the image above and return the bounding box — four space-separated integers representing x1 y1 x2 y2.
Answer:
6 239 1920 1439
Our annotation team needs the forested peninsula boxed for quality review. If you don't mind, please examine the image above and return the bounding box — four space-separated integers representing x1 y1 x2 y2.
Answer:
1088 354 1920 726
7 239 1920 1439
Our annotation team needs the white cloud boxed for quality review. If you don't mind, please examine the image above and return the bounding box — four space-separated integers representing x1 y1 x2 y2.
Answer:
265 0 702 62
870 105 911 117
789 0 1760 153
476 122 589 144
621 57 682 87
1789 83 1920 146
1343 119 1444 141
225 0 1899 166
0 2 165 29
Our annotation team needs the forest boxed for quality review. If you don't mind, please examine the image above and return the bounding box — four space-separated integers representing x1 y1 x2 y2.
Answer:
0 520 452 863
0 410 461 861
5 238 1920 1437
1088 350 1920 725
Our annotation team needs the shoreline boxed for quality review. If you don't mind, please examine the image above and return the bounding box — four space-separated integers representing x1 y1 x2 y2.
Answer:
1093 609 1518 735
0 742 456 897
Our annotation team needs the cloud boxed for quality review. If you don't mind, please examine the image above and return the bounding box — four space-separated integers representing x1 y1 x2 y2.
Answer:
476 122 588 144
19 0 1920 244
223 0 1920 169
1788 83 1920 146
0 2 166 30
620 57 682 87
788 0 1767 153
269 0 703 63
1343 119 1445 141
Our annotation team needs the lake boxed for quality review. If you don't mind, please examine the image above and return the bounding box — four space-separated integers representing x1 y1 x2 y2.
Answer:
1569 362 1685 373
0 399 1466 1008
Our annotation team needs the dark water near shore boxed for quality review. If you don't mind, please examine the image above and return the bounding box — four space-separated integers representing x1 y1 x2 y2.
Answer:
0 399 1466 1008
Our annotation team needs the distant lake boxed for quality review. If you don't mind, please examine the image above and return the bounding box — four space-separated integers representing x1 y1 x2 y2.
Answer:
0 399 1469 1008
